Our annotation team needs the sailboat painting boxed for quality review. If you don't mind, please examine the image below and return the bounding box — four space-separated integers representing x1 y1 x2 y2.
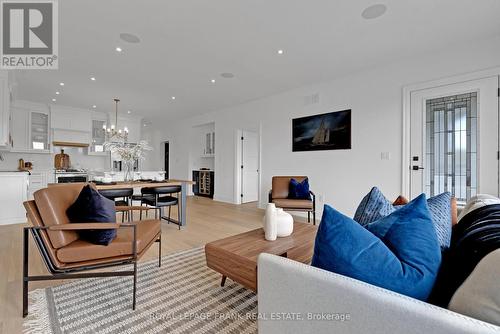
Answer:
292 110 351 152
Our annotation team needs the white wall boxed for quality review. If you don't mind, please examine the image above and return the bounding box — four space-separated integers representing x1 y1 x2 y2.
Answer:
147 35 500 217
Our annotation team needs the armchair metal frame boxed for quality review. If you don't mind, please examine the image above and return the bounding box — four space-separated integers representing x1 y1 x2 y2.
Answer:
23 206 162 318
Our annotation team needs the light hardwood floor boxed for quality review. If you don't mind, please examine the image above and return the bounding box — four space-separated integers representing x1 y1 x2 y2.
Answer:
0 196 269 334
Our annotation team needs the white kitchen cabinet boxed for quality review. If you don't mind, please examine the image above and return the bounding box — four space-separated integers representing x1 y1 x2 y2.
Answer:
10 103 50 153
0 172 29 225
0 71 10 148
89 112 108 156
10 107 29 152
28 170 54 199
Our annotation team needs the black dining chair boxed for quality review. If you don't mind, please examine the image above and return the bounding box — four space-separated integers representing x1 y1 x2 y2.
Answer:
139 186 182 229
98 188 134 222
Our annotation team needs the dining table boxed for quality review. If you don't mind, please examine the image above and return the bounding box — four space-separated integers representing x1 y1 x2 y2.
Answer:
49 179 195 228
95 179 195 228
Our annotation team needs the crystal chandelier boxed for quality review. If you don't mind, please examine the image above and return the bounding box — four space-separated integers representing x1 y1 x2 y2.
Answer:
104 98 128 142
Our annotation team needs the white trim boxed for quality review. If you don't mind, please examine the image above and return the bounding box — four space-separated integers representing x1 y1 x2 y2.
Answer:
234 129 243 204
234 127 262 205
402 66 500 198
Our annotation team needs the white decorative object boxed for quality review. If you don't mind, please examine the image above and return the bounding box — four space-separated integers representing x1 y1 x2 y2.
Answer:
276 208 294 237
263 203 277 241
104 140 152 181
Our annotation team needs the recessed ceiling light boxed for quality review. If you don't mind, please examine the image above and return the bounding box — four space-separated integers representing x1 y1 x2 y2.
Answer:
55 91 60 95
220 72 235 79
52 98 56 102
361 4 387 19
90 77 96 81
171 96 176 100
120 33 141 44
211 79 216 83
277 49 284 55
115 47 123 52
143 123 147 127
92 105 97 108
127 110 131 114
59 82 64 86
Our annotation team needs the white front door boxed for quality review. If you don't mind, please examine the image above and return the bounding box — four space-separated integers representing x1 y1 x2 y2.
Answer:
409 76 499 203
241 130 259 203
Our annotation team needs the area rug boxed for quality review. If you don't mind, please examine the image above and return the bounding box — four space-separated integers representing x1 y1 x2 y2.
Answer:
23 247 257 334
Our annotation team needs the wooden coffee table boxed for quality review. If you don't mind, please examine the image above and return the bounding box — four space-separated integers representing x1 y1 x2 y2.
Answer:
205 222 318 291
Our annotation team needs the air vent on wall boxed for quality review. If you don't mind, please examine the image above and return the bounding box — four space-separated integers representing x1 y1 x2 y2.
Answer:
304 93 320 106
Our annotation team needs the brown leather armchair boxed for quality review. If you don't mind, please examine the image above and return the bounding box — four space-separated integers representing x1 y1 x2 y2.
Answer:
269 176 316 224
22 183 162 317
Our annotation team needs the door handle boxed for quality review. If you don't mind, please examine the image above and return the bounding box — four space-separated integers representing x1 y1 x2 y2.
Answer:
412 166 424 171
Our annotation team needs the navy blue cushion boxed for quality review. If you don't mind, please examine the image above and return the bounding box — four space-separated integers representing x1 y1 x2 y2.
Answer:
66 185 117 245
288 178 311 200
354 187 452 250
312 194 442 301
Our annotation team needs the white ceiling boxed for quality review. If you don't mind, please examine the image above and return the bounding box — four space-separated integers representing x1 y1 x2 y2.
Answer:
13 0 500 122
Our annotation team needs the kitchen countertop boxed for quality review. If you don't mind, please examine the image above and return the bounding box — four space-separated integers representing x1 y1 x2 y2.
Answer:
0 170 30 173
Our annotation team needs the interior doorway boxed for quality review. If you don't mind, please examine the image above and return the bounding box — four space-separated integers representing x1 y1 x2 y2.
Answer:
163 141 169 179
405 75 499 203
236 129 260 204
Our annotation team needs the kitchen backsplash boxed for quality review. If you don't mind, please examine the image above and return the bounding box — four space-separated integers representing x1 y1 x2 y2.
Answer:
0 147 109 171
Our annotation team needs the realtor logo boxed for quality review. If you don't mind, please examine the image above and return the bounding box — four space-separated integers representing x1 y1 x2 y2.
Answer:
1 0 58 69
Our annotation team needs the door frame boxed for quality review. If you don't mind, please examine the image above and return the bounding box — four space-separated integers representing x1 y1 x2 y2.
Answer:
234 128 261 205
402 67 500 198
163 141 169 179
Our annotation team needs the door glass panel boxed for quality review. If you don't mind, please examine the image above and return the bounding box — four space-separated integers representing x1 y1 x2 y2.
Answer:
425 93 478 204
31 112 49 150
91 120 106 153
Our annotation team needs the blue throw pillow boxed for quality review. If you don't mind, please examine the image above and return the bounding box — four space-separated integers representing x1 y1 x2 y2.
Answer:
288 178 311 200
312 194 442 301
353 187 394 225
426 192 452 250
66 185 117 245
354 187 452 250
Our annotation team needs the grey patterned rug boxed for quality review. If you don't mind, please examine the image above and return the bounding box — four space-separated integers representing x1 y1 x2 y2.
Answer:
23 247 257 334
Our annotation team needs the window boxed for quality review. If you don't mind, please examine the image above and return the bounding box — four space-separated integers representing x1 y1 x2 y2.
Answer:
425 92 477 203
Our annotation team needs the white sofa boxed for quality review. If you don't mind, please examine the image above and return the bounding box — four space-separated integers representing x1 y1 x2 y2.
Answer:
257 253 500 334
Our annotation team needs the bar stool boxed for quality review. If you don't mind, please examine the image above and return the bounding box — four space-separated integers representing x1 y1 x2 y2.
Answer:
140 186 181 229
98 188 134 222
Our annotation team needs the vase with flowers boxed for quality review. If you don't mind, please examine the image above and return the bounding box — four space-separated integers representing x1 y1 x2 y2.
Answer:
104 140 152 181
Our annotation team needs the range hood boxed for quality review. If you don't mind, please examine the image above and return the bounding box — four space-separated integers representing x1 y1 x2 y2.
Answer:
52 129 91 148
53 141 89 148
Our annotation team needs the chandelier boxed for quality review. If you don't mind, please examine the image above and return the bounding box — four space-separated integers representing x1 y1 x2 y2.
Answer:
103 98 128 142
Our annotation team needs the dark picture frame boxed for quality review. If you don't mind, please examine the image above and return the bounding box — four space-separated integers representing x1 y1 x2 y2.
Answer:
292 109 351 152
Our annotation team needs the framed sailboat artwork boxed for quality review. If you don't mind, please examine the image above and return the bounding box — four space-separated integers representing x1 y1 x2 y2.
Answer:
292 109 351 152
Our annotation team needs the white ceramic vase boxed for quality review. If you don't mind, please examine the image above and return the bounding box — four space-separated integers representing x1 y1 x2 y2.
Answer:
276 208 294 237
263 203 278 241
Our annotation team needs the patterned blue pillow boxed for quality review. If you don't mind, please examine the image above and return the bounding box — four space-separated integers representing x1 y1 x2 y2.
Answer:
354 187 452 250
353 187 394 225
426 192 452 250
